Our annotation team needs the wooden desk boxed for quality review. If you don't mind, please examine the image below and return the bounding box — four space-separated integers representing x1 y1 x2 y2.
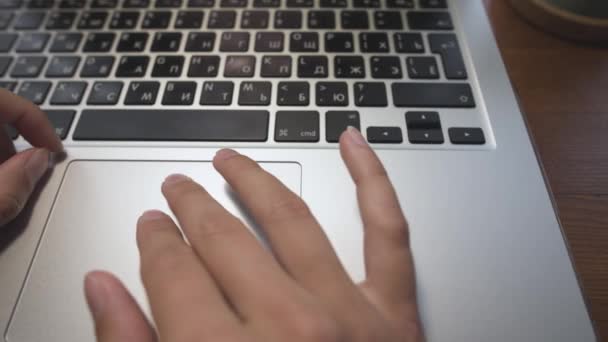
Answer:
484 1 608 339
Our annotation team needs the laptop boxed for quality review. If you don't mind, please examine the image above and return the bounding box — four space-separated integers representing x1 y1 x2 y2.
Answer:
0 0 597 340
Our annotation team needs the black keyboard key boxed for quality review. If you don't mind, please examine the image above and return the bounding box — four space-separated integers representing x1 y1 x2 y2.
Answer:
353 0 378 7
320 0 345 7
370 56 401 78
81 56 115 77
50 33 83 52
142 11 172 28
151 32 182 52
175 10 204 28
374 11 402 29
46 12 77 29
59 0 85 8
110 11 140 29
448 127 485 145
221 0 247 7
394 33 424 53
242 10 269 28
325 111 359 142
208 10 236 28
287 0 312 7
83 32 115 52
408 129 444 144
189 0 214 6
387 0 412 8
354 82 387 107
392 83 475 107
124 81 159 105
298 56 327 78
405 111 440 129
0 82 18 91
162 81 196 105
334 56 365 78
224 55 255 77
27 0 53 8
220 32 250 52
406 56 439 79
15 33 50 52
88 81 123 105
200 81 233 105
277 82 308 106
186 32 216 51
408 11 453 30
367 127 402 144
13 11 45 29
11 56 46 77
5 125 18 140
50 81 87 105
308 11 335 29
156 0 182 7
429 33 467 79
290 32 318 52
117 32 149 52
325 32 353 52
255 32 283 52
46 110 76 140
116 56 149 77
0 57 12 76
152 55 184 77
275 111 319 142
78 11 109 29
0 33 18 52
46 56 81 77
275 10 301 29
261 55 291 77
0 12 13 29
91 0 119 8
188 55 220 77
239 81 271 105
359 33 389 53
123 0 150 7
16 81 51 104
341 11 368 29
74 109 269 142
420 0 447 8
0 0 22 8
253 0 279 7
316 82 348 106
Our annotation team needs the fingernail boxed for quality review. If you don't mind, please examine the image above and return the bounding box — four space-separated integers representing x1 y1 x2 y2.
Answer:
346 126 368 147
215 149 239 161
164 174 190 185
84 272 107 320
139 209 166 222
25 149 49 185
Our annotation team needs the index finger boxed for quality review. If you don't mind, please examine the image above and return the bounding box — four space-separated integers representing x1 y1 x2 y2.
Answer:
0 89 63 152
339 127 417 313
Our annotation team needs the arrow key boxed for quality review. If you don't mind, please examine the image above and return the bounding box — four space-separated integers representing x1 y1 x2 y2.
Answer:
367 126 402 144
408 129 444 144
448 127 485 145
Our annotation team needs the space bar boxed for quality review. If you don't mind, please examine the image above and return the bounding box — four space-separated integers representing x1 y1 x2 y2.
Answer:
73 110 269 141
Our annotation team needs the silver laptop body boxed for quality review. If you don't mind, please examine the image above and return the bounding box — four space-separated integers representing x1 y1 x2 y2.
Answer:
0 0 596 341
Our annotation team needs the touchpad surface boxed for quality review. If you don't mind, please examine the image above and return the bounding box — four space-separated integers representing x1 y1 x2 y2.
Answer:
8 160 302 342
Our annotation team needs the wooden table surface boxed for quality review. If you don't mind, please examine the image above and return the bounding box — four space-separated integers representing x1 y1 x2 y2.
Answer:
484 1 608 340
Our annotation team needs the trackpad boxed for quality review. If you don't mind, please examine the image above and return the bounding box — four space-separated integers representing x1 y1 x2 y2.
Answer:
7 160 302 342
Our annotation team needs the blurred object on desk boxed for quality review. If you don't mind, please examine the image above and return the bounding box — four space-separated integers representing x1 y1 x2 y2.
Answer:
510 0 608 43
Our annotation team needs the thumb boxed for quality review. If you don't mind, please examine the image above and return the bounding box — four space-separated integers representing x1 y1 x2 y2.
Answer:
0 148 49 227
85 271 157 342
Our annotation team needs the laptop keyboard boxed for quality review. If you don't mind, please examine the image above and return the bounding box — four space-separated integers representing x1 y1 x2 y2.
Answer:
0 0 490 147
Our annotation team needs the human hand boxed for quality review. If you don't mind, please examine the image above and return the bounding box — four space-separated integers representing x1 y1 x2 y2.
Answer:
84 127 423 342
0 89 63 227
